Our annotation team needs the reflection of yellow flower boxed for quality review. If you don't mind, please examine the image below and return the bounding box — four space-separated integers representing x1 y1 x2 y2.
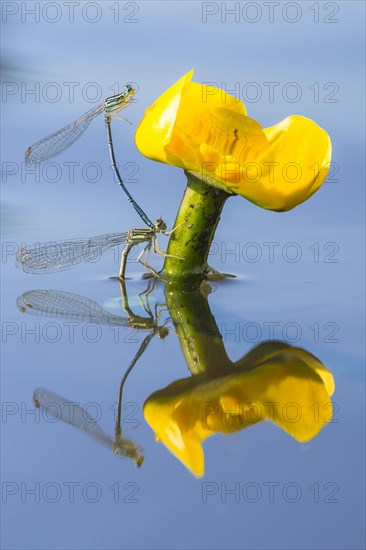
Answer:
135 70 332 211
143 343 334 477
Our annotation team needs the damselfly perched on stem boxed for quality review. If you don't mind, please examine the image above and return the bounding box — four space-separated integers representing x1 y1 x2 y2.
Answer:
16 221 182 279
23 84 184 276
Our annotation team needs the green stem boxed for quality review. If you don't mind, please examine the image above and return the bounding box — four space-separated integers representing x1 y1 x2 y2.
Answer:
161 172 231 282
164 283 232 376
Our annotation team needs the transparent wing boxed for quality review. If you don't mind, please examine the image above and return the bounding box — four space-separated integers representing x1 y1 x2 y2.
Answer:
16 233 127 274
34 387 144 465
17 289 130 326
33 387 113 448
25 103 104 164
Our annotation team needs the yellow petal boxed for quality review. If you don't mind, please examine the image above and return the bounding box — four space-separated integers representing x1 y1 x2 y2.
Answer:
237 342 335 397
226 115 332 210
135 69 194 164
135 71 332 211
144 398 207 477
135 70 247 170
143 343 334 475
235 359 333 442
288 347 335 396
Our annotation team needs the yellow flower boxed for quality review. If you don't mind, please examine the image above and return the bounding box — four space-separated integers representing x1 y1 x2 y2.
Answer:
135 70 332 211
143 343 334 477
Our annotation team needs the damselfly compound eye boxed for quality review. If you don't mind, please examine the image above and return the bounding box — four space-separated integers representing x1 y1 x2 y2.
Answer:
124 84 134 95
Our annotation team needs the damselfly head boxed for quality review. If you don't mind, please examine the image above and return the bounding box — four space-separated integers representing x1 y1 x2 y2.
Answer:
104 85 135 113
154 218 167 232
123 83 135 97
114 442 144 467
25 146 32 162
157 326 169 340
135 454 144 467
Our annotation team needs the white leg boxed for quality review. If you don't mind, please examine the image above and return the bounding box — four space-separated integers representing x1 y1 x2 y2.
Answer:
110 114 132 125
163 221 185 237
137 243 159 277
140 277 157 298
138 279 156 316
118 279 135 317
119 243 134 279
154 237 184 261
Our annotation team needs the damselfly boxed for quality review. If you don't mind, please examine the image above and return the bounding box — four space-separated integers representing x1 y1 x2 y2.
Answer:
33 381 144 465
24 84 156 229
16 284 171 339
16 220 182 279
25 84 134 164
20 283 172 463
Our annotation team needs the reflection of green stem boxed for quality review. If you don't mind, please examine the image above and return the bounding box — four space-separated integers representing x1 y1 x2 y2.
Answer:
161 172 231 281
165 283 232 376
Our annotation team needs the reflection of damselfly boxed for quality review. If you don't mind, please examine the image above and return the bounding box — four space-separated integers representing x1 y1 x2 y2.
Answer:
33 347 145 466
16 282 171 339
25 84 153 229
23 282 172 464
16 222 182 278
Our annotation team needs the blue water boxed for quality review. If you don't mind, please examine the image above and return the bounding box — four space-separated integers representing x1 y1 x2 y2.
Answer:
1 2 365 549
